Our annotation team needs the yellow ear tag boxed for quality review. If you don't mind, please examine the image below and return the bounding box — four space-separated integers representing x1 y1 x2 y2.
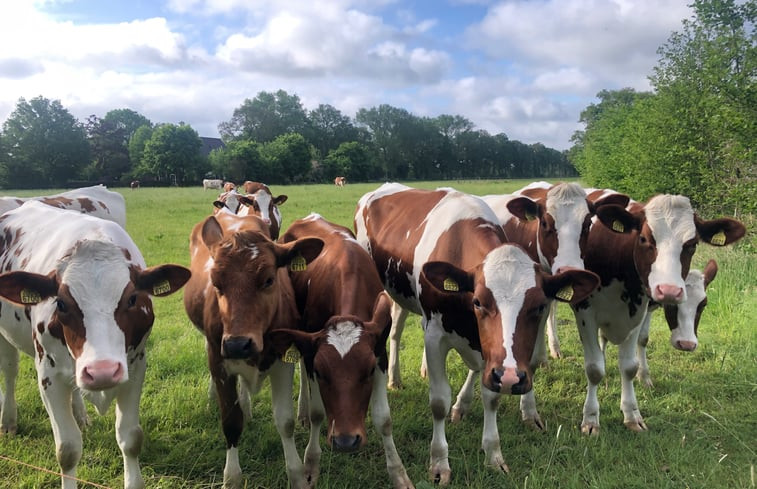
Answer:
443 277 459 292
283 345 301 363
20 289 42 304
152 280 171 295
612 220 625 233
555 284 574 302
290 254 307 272
710 230 726 246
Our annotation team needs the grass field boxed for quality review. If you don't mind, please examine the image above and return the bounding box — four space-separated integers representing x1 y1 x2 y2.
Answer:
0 180 754 489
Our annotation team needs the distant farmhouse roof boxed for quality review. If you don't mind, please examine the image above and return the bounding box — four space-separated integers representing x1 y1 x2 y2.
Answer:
200 137 225 156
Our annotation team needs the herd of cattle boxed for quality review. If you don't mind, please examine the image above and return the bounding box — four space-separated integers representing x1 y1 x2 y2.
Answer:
0 181 746 489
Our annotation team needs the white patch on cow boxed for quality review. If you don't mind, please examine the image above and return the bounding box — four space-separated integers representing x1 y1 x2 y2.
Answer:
670 269 706 346
305 212 322 221
253 190 273 223
482 245 536 370
644 195 695 299
545 183 589 274
204 257 215 273
246 244 259 259
225 217 246 233
140 306 150 316
327 321 362 358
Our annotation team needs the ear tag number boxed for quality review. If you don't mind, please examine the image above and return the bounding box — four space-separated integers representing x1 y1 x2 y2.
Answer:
710 230 726 246
283 345 301 363
443 277 459 292
612 220 625 233
290 254 307 272
555 284 574 301
20 289 42 304
152 280 171 295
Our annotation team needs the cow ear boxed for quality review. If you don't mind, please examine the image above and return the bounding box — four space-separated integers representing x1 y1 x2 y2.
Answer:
238 196 255 208
702 259 718 287
276 237 324 270
212 200 225 210
588 193 630 212
266 329 318 364
136 265 192 297
0 270 59 306
365 292 393 359
274 195 288 205
595 204 640 234
201 216 224 248
695 215 746 246
506 196 542 222
421 261 475 295
542 268 600 305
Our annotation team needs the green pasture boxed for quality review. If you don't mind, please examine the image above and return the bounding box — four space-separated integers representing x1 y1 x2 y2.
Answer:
0 180 754 488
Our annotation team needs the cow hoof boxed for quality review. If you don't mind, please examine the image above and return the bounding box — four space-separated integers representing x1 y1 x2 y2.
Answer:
549 348 562 359
387 380 403 390
450 406 465 423
429 466 451 486
0 425 17 436
523 415 546 431
581 422 600 436
487 457 510 474
419 366 428 379
637 373 653 388
624 419 648 432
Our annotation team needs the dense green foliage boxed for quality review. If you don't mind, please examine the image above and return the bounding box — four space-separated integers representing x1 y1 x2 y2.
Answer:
0 182 753 489
571 0 756 215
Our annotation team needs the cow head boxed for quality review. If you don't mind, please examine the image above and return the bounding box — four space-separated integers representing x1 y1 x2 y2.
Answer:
663 259 718 351
236 185 287 240
268 292 392 451
421 245 599 395
0 240 190 391
507 183 630 274
597 195 744 304
200 216 322 361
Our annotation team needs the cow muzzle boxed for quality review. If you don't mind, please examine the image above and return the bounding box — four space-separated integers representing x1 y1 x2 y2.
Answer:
486 367 531 395
221 335 260 359
653 284 684 304
80 360 125 390
329 433 364 452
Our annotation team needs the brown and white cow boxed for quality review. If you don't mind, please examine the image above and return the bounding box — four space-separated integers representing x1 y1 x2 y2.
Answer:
203 178 224 190
221 181 288 240
270 213 413 489
572 195 744 434
355 183 599 484
130 180 140 190
334 176 346 187
0 201 190 489
223 181 236 192
0 184 127 228
183 211 323 489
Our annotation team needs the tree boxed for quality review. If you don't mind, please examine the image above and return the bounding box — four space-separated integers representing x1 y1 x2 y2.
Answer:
0 96 90 188
136 123 206 184
259 133 312 184
128 125 153 175
323 141 376 181
208 139 263 182
308 104 359 159
219 90 311 143
103 109 152 141
84 114 131 182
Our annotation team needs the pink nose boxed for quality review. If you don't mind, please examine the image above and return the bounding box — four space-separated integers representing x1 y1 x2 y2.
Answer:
654 284 684 303
81 360 124 389
263 217 271 224
674 340 697 351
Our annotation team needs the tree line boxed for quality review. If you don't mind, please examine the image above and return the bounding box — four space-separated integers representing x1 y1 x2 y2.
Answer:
0 93 575 189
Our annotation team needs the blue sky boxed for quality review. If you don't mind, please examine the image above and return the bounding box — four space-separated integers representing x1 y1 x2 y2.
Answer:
0 1 694 150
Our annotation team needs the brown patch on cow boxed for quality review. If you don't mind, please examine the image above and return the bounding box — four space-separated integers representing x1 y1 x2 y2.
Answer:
121 248 132 261
34 336 45 361
51 285 86 357
41 377 52 390
24 306 31 321
37 321 44 334
46 354 55 367
40 196 74 209
114 282 155 350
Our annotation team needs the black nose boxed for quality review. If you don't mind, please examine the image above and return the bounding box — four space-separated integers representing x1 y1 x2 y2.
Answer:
511 371 530 395
491 367 504 388
332 434 361 452
222 336 254 359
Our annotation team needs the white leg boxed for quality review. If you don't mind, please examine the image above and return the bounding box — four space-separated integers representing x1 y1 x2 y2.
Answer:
269 361 307 489
387 302 409 389
636 309 654 388
0 334 18 435
619 327 647 432
370 369 413 488
424 325 452 485
71 390 89 430
115 358 146 489
480 387 508 473
302 377 323 488
297 359 310 426
521 306 547 430
545 300 562 359
576 311 604 436
450 369 477 423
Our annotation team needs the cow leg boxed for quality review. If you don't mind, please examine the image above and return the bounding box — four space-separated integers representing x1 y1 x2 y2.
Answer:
424 324 452 485
72 390 90 429
636 311 654 388
387 302 409 390
576 312 604 436
450 369 477 423
370 369 413 489
302 377 323 488
520 310 547 431
211 360 244 489
481 387 508 473
269 360 307 489
545 301 562 360
115 359 146 489
0 334 18 435
297 359 310 426
619 328 647 432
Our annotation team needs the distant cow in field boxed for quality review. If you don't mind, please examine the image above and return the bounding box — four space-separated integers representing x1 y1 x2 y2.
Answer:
0 184 127 228
183 211 323 488
0 201 191 489
130 180 140 190
334 176 346 187
270 213 413 488
203 178 223 190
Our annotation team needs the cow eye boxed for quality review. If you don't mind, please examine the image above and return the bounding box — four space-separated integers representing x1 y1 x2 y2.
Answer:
128 294 137 307
262 277 274 289
56 299 68 313
472 298 482 309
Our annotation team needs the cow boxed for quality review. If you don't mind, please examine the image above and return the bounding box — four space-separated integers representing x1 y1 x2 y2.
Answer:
182 211 324 489
219 181 287 240
0 185 127 228
269 213 413 489
354 183 600 484
569 195 744 435
203 178 224 190
334 176 346 187
130 180 140 190
223 181 236 192
0 201 191 489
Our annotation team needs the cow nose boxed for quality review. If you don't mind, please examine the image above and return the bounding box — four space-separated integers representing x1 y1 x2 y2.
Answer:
674 340 697 351
222 336 255 359
81 360 124 389
490 367 526 393
654 284 684 304
331 434 362 452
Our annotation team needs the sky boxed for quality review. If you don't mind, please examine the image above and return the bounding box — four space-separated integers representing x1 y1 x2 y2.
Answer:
0 0 695 151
